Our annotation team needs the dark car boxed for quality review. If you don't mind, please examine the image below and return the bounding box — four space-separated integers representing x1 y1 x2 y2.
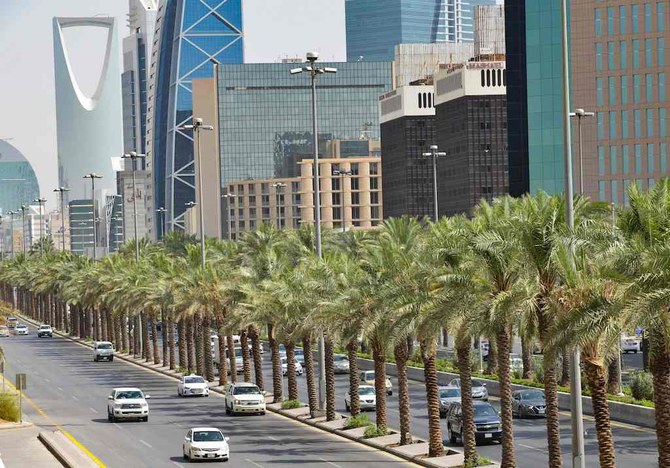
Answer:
512 389 546 418
446 400 502 445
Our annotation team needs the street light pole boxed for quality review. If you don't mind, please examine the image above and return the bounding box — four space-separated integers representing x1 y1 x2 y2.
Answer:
156 207 166 240
53 187 70 252
0 215 4 261
272 182 286 229
33 197 47 257
122 152 146 262
220 193 235 240
422 145 446 222
19 205 27 254
7 212 15 258
332 169 353 232
569 109 595 195
83 173 103 261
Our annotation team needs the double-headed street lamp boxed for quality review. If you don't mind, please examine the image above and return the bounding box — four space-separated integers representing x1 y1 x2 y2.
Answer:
290 51 336 412
6 211 15 258
220 193 235 240
33 197 47 257
422 144 446 222
156 207 166 240
83 173 103 261
53 187 70 252
121 151 146 261
0 215 4 260
568 109 595 195
19 205 28 254
272 182 286 229
332 169 353 232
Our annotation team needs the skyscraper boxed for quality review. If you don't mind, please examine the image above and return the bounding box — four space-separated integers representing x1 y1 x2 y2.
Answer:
0 140 40 215
145 0 243 231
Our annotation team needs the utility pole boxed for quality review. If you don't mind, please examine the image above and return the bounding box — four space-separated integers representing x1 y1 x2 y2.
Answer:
422 144 446 222
53 187 70 252
83 173 103 260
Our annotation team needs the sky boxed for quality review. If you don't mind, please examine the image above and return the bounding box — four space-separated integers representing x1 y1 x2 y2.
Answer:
0 0 346 210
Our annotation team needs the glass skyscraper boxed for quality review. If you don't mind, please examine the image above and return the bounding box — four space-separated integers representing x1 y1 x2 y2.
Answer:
146 0 243 231
0 140 39 214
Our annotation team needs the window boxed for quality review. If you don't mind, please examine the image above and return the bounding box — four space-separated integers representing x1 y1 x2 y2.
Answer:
659 2 665 32
634 75 641 103
647 74 654 102
332 192 341 206
620 5 627 34
609 111 617 138
632 4 639 33
332 207 341 220
621 75 628 103
261 195 269 205
370 177 379 190
249 207 256 218
596 78 604 105
620 41 627 69
633 39 640 69
611 180 619 204
660 73 666 101
351 192 360 205
609 77 616 105
331 177 340 191
249 195 256 205
659 38 665 67
599 181 607 201
595 8 603 36
369 163 378 175
648 143 655 172
644 3 652 32
649 179 656 188
598 146 606 175
647 108 655 137
645 38 653 67
661 143 668 172
370 192 379 204
634 109 642 137
623 180 631 205
351 206 360 220
660 108 667 137
607 7 615 35
597 112 605 139
608 42 616 69
610 146 618 174
635 144 643 173
622 110 629 138
622 145 630 174
371 206 380 220
596 43 603 71
351 178 359 190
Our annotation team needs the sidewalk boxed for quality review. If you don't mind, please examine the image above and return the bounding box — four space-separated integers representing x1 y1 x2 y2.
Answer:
0 422 60 468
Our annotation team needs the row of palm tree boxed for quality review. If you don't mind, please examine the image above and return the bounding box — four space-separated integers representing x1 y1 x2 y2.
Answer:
1 183 669 468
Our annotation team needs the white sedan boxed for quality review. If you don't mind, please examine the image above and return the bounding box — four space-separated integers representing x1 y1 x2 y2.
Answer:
15 324 29 336
178 375 209 397
183 427 230 462
345 385 376 412
281 357 303 376
621 336 641 353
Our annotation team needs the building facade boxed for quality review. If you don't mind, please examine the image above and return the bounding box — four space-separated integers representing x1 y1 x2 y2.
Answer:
0 140 39 215
145 0 243 232
380 85 437 219
53 17 123 201
393 43 475 87
117 170 150 246
434 61 509 216
69 199 95 256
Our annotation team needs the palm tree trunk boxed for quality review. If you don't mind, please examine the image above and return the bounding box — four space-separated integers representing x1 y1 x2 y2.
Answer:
216 317 228 387
101 309 108 342
372 342 388 433
168 313 176 370
560 348 570 387
227 335 237 384
121 314 129 353
394 339 412 446
202 314 214 382
151 315 160 365
584 360 616 468
456 334 477 467
607 358 621 394
106 311 113 346
249 325 264 390
186 317 194 373
268 324 282 403
194 314 204 376
486 336 497 375
521 335 533 379
649 336 670 467
286 342 299 401
346 339 360 416
143 312 151 362
543 350 563 467
162 309 169 367
325 336 336 422
496 327 516 468
178 318 186 369
240 330 252 382
421 338 444 458
303 334 317 416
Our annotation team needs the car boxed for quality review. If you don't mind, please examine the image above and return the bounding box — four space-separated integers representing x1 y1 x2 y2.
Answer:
37 325 53 338
446 400 502 445
512 389 547 418
345 385 376 412
0 326 9 337
107 388 150 422
15 324 29 336
281 356 303 376
6 317 18 330
438 386 461 418
621 336 641 353
510 357 524 372
334 354 350 374
449 378 488 401
359 370 393 395
224 382 266 416
294 349 305 366
183 427 230 462
93 341 114 362
178 374 209 397
278 344 287 358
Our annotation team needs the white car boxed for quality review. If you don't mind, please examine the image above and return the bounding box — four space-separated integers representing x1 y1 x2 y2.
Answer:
107 388 150 422
359 370 393 395
183 427 230 462
345 385 376 412
178 375 209 397
224 382 266 416
281 356 303 376
15 324 29 336
621 336 641 353
449 378 489 401
93 341 114 362
334 354 350 374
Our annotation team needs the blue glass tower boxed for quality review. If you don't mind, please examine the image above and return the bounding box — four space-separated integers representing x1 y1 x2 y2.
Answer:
147 0 243 230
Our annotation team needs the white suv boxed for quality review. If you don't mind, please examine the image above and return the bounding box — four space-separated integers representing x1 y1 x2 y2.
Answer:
224 382 266 416
107 388 150 422
93 341 114 362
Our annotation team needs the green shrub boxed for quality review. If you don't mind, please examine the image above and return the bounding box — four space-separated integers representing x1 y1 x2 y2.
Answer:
629 371 654 401
281 399 302 410
464 455 494 467
363 424 388 438
343 413 372 429
0 393 20 422
532 359 544 384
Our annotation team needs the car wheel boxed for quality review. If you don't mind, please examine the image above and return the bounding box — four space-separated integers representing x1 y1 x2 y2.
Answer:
439 411 446 419
634 350 638 354
108 410 114 422
345 400 350 412
183 449 189 461
109 356 114 362
387 390 392 396
94 356 98 362
143 416 148 422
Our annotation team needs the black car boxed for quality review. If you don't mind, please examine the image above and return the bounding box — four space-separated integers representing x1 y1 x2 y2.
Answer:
512 389 546 418
446 400 502 445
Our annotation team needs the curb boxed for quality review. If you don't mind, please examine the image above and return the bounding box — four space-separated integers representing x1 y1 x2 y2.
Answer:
38 430 98 468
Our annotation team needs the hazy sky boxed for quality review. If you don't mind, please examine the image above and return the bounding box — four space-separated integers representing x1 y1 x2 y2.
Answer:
0 0 346 209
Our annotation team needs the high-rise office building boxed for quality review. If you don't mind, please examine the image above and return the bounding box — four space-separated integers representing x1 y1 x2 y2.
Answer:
345 0 498 62
0 140 39 214
53 17 123 201
393 43 475 87
68 199 95 256
145 0 243 231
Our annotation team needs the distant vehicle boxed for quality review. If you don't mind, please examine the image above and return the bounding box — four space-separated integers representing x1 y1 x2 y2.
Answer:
15 324 29 336
294 349 305 366
448 378 488 401
438 386 461 418
345 385 376 412
223 382 266 416
334 354 350 374
447 400 502 445
479 340 490 360
621 336 641 354
183 427 230 462
510 357 524 372
359 370 392 395
281 356 303 376
6 317 18 330
532 341 543 354
37 325 53 338
93 341 114 362
178 375 209 397
278 344 287 358
511 389 546 418
0 326 9 337
107 388 150 422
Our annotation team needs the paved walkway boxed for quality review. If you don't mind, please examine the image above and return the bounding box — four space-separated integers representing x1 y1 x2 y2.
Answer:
0 422 60 467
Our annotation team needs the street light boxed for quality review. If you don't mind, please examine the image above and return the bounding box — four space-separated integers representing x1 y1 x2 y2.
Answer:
0 215 4 260
19 205 28 254
569 109 595 195
7 211 15 258
422 145 446 222
121 151 146 261
53 187 70 252
332 169 353 232
83 173 103 261
291 51 337 412
156 207 166 240
272 182 286 229
178 118 213 268
220 192 235 240
33 197 47 257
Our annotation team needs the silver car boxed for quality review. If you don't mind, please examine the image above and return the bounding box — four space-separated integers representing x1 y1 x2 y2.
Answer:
93 341 114 362
345 385 376 412
449 378 488 401
439 386 461 418
334 354 350 374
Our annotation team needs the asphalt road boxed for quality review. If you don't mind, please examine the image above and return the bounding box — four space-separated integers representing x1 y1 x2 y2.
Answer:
260 358 658 468
0 327 412 468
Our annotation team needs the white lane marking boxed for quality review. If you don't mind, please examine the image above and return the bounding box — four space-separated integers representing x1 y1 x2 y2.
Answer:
89 407 98 413
139 439 152 448
45 378 50 383
519 443 547 453
268 436 279 441
245 459 264 468
113 423 123 430
319 457 342 467
57 387 63 391
72 395 79 401
172 462 185 468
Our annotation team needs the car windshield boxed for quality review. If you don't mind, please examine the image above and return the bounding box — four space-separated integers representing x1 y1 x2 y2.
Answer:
519 390 544 400
116 391 143 399
471 380 485 388
233 386 261 395
40 326 50 329
440 388 460 398
364 372 375 380
474 404 498 418
295 350 304 356
334 355 347 362
193 431 224 442
185 377 205 384
359 387 375 395
8 318 17 322
16 325 26 329
98 343 113 350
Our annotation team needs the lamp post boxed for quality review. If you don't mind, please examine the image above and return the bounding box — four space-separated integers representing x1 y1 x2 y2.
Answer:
121 152 146 261
569 109 595 195
422 144 446 222
33 197 47 257
0 215 3 260
83 173 103 261
156 207 166 240
19 205 27 254
220 193 235 240
561 0 585 466
332 169 353 232
272 182 286 229
53 187 70 252
7 211 15 258
290 52 337 411
179 118 213 268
